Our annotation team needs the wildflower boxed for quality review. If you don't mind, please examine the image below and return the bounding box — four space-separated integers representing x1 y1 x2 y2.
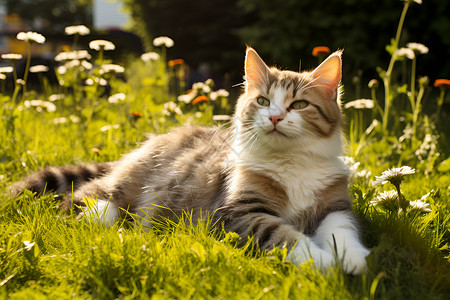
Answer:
23 241 35 251
100 124 120 132
16 31 46 44
101 64 125 73
141 52 160 62
65 25 90 36
312 46 331 57
85 77 108 86
91 148 102 155
0 74 6 80
153 36 174 48
370 190 398 209
210 89 229 101
52 117 68 124
407 42 428 55
396 47 415 60
24 100 57 112
65 60 81 69
16 79 25 85
1 53 23 60
178 91 197 104
81 60 93 70
419 76 429 87
212 115 231 122
55 50 92 61
344 99 374 109
163 101 182 116
29 65 49 73
108 93 126 103
407 200 431 214
192 95 210 104
0 67 13 73
168 59 185 67
192 82 211 93
131 111 144 118
56 66 67 75
433 79 450 88
70 115 80 123
49 94 65 102
368 79 379 89
374 166 415 186
89 40 115 51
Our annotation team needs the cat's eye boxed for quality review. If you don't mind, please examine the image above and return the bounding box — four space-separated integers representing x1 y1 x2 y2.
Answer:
290 100 309 110
257 97 270 106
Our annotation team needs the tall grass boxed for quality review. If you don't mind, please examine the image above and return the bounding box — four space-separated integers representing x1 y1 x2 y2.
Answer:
1 2 450 298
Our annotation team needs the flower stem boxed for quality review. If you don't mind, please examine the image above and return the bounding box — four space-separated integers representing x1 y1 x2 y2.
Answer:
382 1 410 132
22 42 32 99
436 88 445 123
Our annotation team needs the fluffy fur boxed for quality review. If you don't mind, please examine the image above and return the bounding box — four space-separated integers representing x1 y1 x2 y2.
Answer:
13 47 370 274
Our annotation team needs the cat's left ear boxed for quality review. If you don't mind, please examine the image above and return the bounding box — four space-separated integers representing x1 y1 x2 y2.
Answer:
245 47 269 91
311 51 342 98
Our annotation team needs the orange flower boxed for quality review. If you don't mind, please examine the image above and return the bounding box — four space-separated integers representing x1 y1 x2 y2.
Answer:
131 111 144 118
168 59 185 67
60 45 72 52
192 95 209 104
312 46 331 57
433 79 450 88
91 148 101 155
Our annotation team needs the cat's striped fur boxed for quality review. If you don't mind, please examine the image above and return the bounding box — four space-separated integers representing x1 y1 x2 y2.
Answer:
12 48 370 274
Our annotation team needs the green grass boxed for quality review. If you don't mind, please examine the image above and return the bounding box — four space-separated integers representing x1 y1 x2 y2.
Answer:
1 6 450 297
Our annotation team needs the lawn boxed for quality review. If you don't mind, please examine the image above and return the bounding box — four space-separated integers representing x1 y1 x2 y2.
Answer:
1 3 450 299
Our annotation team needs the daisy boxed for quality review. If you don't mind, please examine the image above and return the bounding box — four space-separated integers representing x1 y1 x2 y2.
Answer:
407 42 429 55
1 53 23 60
108 93 126 103
374 166 415 186
344 99 375 109
65 25 90 36
101 64 125 73
141 52 160 62
29 65 49 73
407 200 431 213
89 40 115 51
152 36 174 48
16 31 46 44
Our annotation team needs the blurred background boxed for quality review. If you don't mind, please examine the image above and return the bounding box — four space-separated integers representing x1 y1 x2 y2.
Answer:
0 0 449 96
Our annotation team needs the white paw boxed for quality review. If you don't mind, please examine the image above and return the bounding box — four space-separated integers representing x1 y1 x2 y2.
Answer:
341 246 370 275
286 242 335 270
80 199 119 227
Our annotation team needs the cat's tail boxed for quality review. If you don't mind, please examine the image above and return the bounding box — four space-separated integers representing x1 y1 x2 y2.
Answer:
11 162 113 196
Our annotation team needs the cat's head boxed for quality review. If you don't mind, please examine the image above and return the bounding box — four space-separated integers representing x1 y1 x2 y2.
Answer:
234 47 344 156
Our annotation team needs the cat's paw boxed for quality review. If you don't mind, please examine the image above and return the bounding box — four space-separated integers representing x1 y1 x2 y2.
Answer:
286 242 335 270
341 246 370 275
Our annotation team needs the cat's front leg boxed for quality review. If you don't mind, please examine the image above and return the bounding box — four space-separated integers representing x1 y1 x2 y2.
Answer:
313 211 370 274
286 234 335 270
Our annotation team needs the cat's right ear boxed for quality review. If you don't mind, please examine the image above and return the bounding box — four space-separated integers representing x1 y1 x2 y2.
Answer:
245 47 269 91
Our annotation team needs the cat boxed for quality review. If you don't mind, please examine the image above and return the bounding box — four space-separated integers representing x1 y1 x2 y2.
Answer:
12 47 370 274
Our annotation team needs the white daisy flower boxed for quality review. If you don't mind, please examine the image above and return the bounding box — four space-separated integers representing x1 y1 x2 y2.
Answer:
396 48 415 60
65 25 90 36
407 200 431 213
344 99 375 109
49 94 65 102
0 67 14 73
89 40 115 51
1 53 23 60
55 50 92 61
101 64 125 73
141 52 160 62
29 65 49 73
374 166 415 186
16 31 46 44
407 42 429 55
108 93 126 103
152 36 174 48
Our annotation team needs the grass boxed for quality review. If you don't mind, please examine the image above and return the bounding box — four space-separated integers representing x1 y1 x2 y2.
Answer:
1 3 450 298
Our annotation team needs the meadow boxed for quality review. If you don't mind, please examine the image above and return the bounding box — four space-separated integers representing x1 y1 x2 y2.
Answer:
1 2 450 299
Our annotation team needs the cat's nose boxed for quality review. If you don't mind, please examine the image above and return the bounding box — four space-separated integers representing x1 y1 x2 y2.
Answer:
269 116 284 126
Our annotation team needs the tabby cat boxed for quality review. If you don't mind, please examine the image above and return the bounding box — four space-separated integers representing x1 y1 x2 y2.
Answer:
13 47 370 274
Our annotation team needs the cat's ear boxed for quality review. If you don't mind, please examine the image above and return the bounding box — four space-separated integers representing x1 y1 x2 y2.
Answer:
311 51 342 98
245 47 269 91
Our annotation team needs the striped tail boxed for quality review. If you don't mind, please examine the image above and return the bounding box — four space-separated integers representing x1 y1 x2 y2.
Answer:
12 162 113 196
